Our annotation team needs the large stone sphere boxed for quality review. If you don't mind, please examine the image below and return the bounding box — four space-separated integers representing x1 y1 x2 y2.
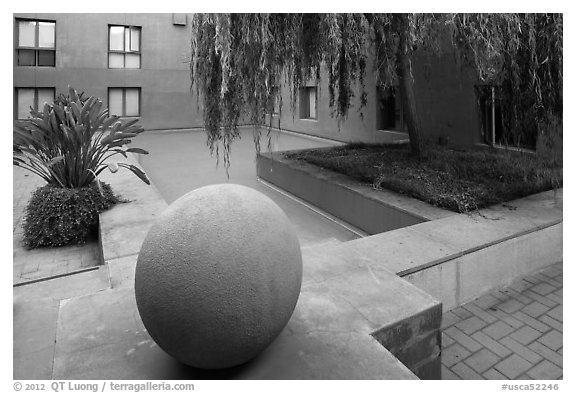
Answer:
134 184 303 369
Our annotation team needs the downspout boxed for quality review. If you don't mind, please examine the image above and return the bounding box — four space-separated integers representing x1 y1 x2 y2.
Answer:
491 86 496 146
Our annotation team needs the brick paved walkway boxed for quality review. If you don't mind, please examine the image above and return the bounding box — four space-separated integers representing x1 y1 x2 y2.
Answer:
441 262 563 380
13 166 100 285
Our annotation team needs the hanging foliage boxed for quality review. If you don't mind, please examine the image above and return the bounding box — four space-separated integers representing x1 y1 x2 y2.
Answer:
191 14 376 167
449 13 563 148
190 13 562 166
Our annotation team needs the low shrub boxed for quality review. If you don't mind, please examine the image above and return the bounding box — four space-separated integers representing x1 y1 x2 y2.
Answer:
23 182 119 248
14 86 150 248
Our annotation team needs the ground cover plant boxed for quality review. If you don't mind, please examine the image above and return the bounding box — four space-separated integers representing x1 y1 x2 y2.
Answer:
23 182 118 248
14 87 150 248
285 143 562 213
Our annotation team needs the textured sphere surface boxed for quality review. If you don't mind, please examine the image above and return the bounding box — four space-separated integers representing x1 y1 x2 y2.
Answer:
134 184 303 369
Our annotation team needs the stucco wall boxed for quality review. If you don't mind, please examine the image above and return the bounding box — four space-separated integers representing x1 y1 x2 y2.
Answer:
411 52 483 146
13 13 202 130
271 52 484 147
14 14 484 144
270 77 381 144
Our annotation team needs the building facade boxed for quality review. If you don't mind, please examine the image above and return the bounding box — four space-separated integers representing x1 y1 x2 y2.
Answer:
268 52 489 147
14 13 495 149
14 13 202 130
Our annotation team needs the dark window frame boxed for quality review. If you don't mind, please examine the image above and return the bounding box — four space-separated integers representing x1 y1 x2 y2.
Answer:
376 86 406 131
15 18 56 67
299 86 318 120
108 25 142 69
108 87 142 117
15 87 56 119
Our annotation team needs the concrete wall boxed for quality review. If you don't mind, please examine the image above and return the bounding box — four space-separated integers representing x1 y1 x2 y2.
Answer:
411 52 483 146
270 52 483 147
14 14 484 144
258 151 563 315
257 152 454 235
269 78 381 144
403 222 563 311
13 13 202 130
95 154 441 379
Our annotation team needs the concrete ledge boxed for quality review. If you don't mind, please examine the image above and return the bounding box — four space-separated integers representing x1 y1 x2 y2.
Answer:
87 150 561 380
52 240 442 379
257 151 562 312
301 243 443 379
71 153 443 379
344 190 562 311
13 266 111 303
403 221 562 311
52 286 419 380
372 309 442 379
257 151 454 235
98 154 168 262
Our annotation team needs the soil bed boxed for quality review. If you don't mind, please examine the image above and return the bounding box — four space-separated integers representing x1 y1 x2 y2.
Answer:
284 143 562 213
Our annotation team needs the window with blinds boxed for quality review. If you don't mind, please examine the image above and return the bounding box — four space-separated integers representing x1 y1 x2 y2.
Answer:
108 87 141 117
108 25 141 69
16 19 56 67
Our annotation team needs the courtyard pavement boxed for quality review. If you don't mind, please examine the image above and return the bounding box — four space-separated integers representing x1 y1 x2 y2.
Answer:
13 166 101 286
13 159 562 380
442 262 563 380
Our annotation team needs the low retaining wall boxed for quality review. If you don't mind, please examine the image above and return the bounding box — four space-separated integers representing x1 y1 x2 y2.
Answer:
94 154 444 379
257 152 454 235
257 151 563 313
97 153 562 379
97 154 168 285
300 242 443 379
400 198 563 311
344 196 562 312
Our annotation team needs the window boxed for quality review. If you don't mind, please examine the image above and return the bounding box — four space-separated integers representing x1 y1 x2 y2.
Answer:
376 86 406 131
108 25 141 69
299 87 317 120
16 19 55 67
16 88 55 119
108 88 141 117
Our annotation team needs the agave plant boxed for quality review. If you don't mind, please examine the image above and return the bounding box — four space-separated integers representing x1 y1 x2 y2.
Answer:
13 86 150 188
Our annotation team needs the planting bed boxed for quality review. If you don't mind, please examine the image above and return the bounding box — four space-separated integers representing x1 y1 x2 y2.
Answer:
284 143 562 213
257 148 562 311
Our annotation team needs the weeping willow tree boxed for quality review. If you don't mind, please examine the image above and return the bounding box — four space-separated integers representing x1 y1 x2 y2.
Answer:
450 13 563 150
190 13 563 167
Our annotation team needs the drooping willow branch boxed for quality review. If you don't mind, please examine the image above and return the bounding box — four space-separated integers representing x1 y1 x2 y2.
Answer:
190 13 562 167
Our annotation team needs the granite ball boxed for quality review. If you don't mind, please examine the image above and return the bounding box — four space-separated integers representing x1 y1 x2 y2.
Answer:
134 184 303 369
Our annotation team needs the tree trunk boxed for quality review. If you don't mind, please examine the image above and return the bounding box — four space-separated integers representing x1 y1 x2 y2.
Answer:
397 18 425 158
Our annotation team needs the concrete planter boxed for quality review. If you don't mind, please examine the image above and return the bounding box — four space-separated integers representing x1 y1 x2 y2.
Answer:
66 152 560 381
257 150 563 311
257 150 455 235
